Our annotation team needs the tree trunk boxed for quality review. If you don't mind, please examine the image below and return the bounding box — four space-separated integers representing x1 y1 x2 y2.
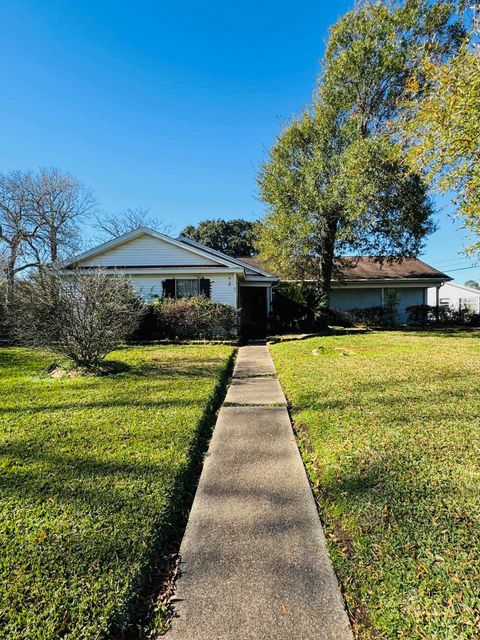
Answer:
5 243 19 305
313 215 338 328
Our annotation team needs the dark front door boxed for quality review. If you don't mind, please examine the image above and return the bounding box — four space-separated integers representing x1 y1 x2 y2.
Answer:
240 286 267 337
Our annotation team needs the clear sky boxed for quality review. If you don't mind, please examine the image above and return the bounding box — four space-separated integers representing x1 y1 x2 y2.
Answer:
1 0 478 283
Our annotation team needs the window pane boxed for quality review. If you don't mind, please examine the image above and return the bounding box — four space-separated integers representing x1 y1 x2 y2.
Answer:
176 279 199 298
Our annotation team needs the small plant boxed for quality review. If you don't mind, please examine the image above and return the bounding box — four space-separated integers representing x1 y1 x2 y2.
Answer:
14 267 144 369
383 288 400 326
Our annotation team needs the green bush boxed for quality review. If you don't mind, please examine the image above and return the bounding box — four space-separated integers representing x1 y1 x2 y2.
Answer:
345 305 387 327
132 296 239 341
406 304 480 327
272 283 351 332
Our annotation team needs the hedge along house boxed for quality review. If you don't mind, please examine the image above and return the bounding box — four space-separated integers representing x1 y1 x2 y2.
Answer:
64 227 279 336
241 256 451 324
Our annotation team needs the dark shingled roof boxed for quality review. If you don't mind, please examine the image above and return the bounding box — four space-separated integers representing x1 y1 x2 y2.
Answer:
238 256 450 281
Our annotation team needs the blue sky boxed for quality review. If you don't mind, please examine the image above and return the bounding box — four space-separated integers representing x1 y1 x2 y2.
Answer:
1 0 478 283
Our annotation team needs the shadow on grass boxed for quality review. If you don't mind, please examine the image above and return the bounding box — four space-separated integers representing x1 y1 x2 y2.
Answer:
110 348 236 638
294 421 478 636
0 396 206 415
0 349 236 637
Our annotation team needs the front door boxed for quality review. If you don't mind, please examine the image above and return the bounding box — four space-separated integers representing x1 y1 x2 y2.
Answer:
240 287 267 337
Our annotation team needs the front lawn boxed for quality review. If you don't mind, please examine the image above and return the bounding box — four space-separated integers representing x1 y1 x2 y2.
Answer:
0 344 234 638
270 331 480 639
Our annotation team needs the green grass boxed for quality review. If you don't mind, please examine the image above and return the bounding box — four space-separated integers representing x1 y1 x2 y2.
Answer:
0 344 234 638
270 331 480 639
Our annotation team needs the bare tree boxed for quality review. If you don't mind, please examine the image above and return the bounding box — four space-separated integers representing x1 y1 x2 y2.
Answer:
0 171 40 302
94 207 171 240
0 168 95 301
14 267 144 369
26 167 96 265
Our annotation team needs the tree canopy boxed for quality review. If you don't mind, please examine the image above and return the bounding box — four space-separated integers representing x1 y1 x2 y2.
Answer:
258 0 464 321
399 15 480 254
180 218 258 257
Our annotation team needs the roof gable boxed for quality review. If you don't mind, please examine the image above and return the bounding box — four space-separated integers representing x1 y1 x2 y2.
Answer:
67 227 242 269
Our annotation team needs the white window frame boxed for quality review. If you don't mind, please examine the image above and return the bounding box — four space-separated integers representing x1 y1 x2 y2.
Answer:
175 278 200 299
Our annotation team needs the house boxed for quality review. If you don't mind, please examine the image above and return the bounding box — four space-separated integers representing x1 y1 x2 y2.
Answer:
243 255 451 323
65 227 451 332
427 281 480 313
65 227 279 335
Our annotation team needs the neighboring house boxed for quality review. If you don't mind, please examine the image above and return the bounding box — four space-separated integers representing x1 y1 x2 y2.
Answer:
427 281 480 313
65 227 451 331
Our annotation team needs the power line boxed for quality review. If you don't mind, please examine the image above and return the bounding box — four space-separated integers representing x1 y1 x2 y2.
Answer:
446 265 479 273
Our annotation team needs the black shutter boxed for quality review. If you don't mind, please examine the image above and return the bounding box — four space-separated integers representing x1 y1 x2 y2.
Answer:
162 279 176 298
199 278 211 298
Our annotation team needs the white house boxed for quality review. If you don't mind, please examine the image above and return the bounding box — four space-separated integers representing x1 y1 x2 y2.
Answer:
65 227 451 332
65 227 279 335
427 281 480 312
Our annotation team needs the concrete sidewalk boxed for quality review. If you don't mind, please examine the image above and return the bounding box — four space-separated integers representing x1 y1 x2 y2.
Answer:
167 344 352 640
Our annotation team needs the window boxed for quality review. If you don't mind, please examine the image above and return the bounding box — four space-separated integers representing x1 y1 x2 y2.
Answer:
439 298 450 308
175 278 199 298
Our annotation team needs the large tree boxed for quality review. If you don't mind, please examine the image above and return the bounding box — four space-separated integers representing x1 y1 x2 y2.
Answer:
94 207 170 241
258 0 464 322
180 218 258 257
0 168 94 301
400 13 480 254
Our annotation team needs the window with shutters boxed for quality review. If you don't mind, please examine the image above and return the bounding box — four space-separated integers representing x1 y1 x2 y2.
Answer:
175 278 200 298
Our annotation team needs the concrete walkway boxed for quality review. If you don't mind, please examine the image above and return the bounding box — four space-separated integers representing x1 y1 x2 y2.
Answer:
167 344 352 640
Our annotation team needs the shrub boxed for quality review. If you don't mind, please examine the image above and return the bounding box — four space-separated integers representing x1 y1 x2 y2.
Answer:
14 268 144 368
131 296 239 341
406 304 480 327
272 283 351 332
345 305 386 327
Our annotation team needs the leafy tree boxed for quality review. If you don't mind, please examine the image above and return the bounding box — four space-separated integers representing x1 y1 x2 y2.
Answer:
94 207 170 241
180 218 258 257
258 0 463 323
465 279 479 289
400 21 480 254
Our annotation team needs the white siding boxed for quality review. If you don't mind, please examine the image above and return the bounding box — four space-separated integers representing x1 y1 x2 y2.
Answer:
210 273 237 307
427 282 480 312
127 273 238 307
80 234 220 267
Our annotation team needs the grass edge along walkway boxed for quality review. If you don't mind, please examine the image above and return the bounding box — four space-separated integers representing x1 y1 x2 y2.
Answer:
0 345 235 639
269 331 480 639
166 344 353 640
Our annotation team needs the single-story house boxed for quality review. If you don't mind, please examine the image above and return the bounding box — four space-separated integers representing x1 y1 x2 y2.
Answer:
65 227 451 333
427 281 480 313
65 227 279 334
242 255 451 325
